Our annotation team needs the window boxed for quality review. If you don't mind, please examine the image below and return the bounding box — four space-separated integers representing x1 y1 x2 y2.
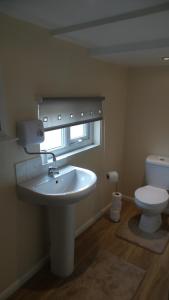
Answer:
41 129 63 150
70 124 87 141
40 121 100 161
38 96 104 161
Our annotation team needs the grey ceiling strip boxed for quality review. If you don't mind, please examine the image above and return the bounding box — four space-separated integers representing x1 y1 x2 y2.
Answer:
90 38 169 56
51 2 169 35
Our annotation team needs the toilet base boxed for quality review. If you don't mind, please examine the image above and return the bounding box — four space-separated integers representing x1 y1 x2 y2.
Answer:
139 213 162 233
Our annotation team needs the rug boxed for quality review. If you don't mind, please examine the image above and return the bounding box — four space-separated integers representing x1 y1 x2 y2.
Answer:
117 214 169 254
54 250 145 300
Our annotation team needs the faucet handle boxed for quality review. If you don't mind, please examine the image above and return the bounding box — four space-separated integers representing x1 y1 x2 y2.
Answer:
48 166 59 176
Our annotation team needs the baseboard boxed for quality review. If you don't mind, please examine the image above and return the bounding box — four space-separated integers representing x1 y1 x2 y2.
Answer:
0 256 49 300
75 202 112 237
75 196 136 238
0 202 113 300
122 194 134 202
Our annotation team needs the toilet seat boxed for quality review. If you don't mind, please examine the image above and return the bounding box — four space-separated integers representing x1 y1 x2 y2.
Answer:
135 185 168 210
135 185 169 233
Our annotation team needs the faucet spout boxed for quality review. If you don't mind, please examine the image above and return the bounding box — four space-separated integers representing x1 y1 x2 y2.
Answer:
23 147 58 176
46 152 56 162
23 147 56 162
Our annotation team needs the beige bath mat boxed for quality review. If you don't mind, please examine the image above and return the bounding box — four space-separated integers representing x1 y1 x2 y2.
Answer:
54 250 145 300
117 214 169 254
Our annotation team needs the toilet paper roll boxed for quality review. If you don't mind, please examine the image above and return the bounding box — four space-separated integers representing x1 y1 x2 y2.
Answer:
106 171 119 183
110 192 122 222
110 209 120 222
111 192 122 210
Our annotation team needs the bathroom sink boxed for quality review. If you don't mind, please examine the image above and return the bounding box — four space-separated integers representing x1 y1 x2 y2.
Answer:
17 165 97 206
17 165 97 277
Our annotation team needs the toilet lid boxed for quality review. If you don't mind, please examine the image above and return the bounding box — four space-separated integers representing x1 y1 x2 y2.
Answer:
135 185 168 205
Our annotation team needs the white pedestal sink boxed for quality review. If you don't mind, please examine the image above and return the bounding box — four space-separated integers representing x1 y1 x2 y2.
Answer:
17 165 97 277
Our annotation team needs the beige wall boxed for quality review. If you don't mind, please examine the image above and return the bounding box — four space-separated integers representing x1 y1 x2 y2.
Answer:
2 11 169 297
0 14 127 293
122 67 169 197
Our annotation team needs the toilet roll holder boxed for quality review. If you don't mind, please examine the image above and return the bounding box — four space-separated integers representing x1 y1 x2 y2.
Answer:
106 171 119 192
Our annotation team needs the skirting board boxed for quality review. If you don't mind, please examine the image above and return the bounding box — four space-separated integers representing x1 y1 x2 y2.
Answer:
75 202 112 237
123 195 134 202
0 201 114 300
0 255 49 300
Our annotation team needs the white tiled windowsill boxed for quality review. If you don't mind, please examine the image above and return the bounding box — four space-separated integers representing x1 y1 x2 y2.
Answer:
55 144 100 161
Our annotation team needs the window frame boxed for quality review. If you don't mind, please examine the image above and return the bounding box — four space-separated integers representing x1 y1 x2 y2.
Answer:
40 122 94 160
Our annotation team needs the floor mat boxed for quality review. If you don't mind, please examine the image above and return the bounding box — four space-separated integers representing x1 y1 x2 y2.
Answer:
53 249 145 300
117 214 169 254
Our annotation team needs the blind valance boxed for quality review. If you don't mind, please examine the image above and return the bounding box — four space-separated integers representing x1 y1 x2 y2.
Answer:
38 96 105 130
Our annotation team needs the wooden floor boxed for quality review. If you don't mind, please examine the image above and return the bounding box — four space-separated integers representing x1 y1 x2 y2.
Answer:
8 201 169 300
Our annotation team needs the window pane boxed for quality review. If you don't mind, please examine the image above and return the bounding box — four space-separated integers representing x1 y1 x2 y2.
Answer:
41 129 62 150
70 124 86 140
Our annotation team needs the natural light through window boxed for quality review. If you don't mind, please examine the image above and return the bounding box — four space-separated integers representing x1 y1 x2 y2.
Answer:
40 121 100 162
70 124 86 140
41 129 62 150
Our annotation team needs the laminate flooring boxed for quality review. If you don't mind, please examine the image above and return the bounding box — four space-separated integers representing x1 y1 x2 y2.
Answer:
8 201 169 300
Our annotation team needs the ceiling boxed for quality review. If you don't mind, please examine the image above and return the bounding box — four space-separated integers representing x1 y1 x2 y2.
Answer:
0 0 169 66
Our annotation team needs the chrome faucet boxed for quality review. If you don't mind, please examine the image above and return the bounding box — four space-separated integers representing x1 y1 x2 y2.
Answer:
24 147 57 162
23 146 59 177
48 166 59 177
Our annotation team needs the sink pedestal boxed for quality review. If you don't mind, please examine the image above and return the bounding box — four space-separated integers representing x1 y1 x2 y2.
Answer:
48 205 75 277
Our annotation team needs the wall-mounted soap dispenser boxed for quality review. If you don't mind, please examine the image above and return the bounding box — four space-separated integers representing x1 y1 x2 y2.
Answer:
16 119 44 146
16 119 56 162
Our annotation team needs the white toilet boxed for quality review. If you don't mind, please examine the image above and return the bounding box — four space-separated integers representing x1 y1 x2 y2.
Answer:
134 155 169 233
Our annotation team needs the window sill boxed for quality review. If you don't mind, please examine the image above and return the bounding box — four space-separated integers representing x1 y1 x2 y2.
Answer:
50 144 100 162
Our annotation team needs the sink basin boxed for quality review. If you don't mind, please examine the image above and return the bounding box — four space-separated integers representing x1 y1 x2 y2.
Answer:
18 165 97 206
17 165 97 277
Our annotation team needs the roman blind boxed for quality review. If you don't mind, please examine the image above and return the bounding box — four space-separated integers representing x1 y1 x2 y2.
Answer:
38 96 105 130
